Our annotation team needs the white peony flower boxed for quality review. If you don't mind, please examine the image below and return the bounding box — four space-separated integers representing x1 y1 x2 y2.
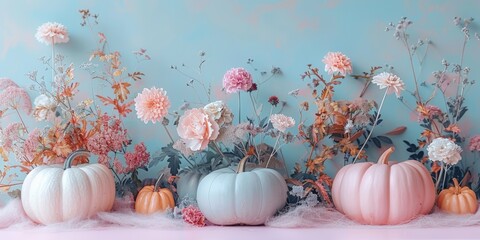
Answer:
427 137 462 165
203 100 233 126
270 114 295 133
33 94 56 121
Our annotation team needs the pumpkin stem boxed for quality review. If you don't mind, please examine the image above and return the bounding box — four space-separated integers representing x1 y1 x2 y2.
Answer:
236 156 249 174
452 178 460 194
154 173 165 192
377 147 395 165
64 149 90 170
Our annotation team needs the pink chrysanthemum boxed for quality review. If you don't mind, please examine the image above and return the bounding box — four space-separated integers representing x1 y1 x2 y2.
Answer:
182 205 206 227
270 114 295 133
322 52 353 76
0 86 32 114
222 68 253 93
35 22 70 45
134 87 171 124
372 72 405 97
469 136 480 152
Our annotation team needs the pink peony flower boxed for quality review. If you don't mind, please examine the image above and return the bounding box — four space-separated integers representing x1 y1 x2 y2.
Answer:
134 87 171 124
182 205 206 227
322 52 353 76
177 108 219 151
469 136 480 152
222 68 253 93
270 114 295 133
372 72 405 97
35 22 70 45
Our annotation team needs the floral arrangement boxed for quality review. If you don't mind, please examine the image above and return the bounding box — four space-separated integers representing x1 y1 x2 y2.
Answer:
286 52 405 206
136 52 295 196
382 17 480 193
0 10 152 198
1 8 480 229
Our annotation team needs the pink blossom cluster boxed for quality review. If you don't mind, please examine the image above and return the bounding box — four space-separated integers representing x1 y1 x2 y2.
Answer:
0 78 32 114
87 114 129 164
0 123 24 153
469 135 480 152
181 205 206 227
222 68 253 93
122 142 150 173
22 128 41 162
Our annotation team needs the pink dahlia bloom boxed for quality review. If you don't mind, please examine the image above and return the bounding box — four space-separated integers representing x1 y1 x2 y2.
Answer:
222 68 253 93
35 22 69 45
372 72 405 97
322 52 353 76
469 136 480 152
134 87 171 124
270 114 295 133
182 205 206 227
177 108 219 151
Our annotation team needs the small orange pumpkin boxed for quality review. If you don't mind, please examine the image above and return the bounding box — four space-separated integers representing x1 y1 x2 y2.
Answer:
135 174 175 214
437 178 478 214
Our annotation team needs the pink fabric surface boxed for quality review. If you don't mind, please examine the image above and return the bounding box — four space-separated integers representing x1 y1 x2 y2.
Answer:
2 226 480 240
2 198 480 239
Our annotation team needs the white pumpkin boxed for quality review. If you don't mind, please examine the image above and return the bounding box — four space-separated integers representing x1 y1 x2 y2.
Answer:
21 150 115 224
197 156 287 225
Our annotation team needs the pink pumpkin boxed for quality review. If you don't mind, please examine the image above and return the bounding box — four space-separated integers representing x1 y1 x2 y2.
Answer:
332 147 435 225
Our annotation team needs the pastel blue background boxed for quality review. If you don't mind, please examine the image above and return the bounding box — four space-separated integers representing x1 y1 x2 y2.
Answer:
2 0 480 200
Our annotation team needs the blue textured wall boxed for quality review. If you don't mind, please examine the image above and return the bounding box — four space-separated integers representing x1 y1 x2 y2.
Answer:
2 0 480 197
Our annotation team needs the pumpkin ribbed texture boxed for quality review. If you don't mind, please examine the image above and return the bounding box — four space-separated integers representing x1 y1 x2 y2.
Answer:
437 178 478 214
332 147 436 225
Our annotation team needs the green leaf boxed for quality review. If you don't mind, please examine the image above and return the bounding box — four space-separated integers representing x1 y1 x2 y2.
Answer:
167 154 181 176
377 136 393 144
371 137 381 148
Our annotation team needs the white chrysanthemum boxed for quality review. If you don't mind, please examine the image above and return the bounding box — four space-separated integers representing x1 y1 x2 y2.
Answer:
372 72 405 97
270 114 295 133
344 119 354 134
203 101 233 126
33 94 56 121
427 137 462 165
290 185 304 198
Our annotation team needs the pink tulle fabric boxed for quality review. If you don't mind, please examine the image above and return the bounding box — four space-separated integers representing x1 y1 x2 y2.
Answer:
0 198 184 230
3 198 480 230
266 204 480 228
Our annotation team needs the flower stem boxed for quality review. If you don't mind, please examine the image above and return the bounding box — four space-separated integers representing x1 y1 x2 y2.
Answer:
14 108 29 134
353 89 388 164
238 92 241 124
51 37 56 89
436 163 444 191
266 134 281 168
163 125 175 143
